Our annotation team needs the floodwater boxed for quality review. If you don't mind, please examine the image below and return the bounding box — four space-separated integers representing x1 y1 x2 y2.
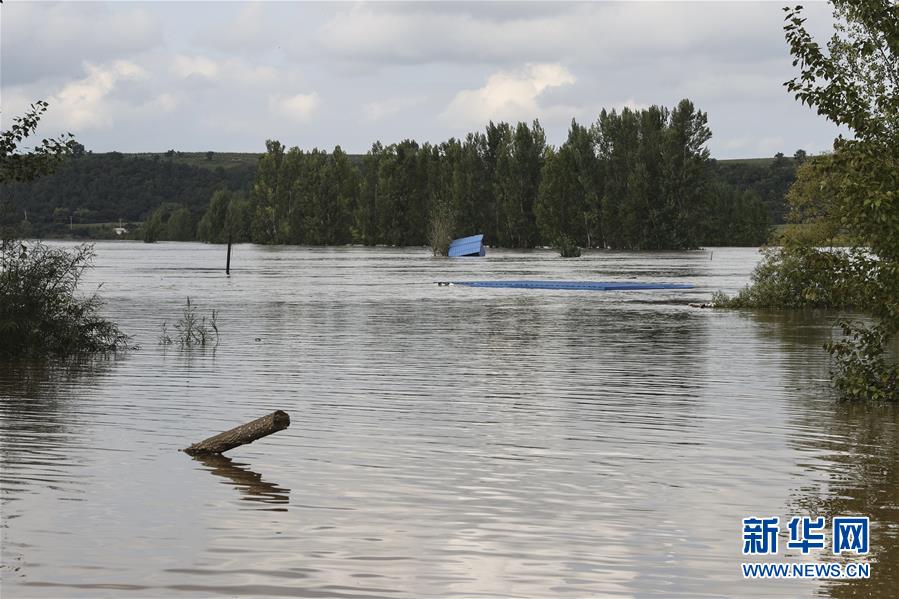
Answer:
1 242 896 598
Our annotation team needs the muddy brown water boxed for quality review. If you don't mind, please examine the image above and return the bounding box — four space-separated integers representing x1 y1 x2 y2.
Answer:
1 243 896 597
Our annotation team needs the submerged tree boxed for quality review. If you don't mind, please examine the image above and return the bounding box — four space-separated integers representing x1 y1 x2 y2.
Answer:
218 101 763 251
719 1 898 400
787 0 898 400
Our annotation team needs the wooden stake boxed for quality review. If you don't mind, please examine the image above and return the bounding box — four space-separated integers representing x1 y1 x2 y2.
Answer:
183 410 290 455
226 234 232 275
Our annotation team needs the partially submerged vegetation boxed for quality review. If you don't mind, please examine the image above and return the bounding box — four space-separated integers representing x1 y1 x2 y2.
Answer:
554 235 581 258
427 198 456 257
716 0 898 401
713 247 877 310
1 101 127 359
0 241 128 357
1 150 797 245
159 298 219 347
243 101 769 251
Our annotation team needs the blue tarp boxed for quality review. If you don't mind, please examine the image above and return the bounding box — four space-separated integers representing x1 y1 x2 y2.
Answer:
447 280 693 291
448 234 485 257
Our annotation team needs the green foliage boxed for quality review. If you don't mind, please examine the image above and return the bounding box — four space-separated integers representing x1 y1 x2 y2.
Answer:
5 104 785 250
784 1 898 140
197 189 252 243
555 234 581 258
428 197 455 257
143 203 196 242
713 246 877 309
535 121 596 248
1 101 75 239
788 1 898 400
700 183 770 247
0 242 127 357
826 321 898 401
593 101 721 249
709 154 798 224
243 102 761 251
159 298 218 347
1 102 126 359
166 206 194 241
143 207 163 243
494 121 545 247
721 1 898 400
0 101 74 184
1 152 254 238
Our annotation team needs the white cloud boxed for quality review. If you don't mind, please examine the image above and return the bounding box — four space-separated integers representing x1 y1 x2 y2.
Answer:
679 71 789 103
441 64 575 126
309 3 790 68
1 2 161 85
721 135 787 155
270 93 320 122
146 93 179 114
756 136 787 155
50 61 148 130
0 2 840 157
172 55 220 79
195 2 276 54
361 96 425 122
610 99 650 113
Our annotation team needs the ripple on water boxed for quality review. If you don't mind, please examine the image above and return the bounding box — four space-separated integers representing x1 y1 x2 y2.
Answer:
1 243 896 598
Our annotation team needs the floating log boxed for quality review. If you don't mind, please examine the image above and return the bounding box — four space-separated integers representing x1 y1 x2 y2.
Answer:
183 410 290 455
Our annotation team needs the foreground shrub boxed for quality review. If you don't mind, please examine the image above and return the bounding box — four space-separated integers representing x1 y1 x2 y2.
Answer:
0 241 127 357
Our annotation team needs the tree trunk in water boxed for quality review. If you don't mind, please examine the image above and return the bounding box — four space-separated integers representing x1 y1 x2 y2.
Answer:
183 410 290 455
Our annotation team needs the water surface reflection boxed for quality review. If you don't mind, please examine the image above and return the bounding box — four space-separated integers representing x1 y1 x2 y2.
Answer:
193 453 290 508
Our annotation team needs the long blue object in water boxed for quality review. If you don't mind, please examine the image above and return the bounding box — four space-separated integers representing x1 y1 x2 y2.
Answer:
447 280 693 291
448 234 485 257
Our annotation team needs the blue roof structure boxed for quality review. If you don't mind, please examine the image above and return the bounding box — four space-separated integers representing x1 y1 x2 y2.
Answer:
448 234 485 257
445 280 693 291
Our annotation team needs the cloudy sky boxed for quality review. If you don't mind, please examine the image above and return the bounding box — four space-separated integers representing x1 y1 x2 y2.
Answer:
2 1 840 158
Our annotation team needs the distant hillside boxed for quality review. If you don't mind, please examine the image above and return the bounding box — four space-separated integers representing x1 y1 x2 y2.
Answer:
1 150 797 240
127 151 261 171
711 154 797 223
1 151 256 239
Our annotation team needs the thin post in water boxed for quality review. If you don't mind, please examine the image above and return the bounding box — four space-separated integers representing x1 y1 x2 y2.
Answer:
226 234 232 275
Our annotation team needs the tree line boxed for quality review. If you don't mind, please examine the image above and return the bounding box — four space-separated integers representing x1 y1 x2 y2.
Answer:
2 99 799 248
196 99 770 251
